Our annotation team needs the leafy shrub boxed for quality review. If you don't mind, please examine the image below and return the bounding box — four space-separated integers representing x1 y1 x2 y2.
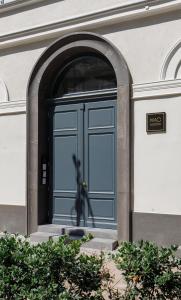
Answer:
0 233 113 300
113 240 181 299
3 234 181 299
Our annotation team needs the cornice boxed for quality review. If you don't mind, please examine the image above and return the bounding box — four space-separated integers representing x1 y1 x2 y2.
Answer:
133 79 181 100
0 80 180 110
0 0 45 13
0 0 181 49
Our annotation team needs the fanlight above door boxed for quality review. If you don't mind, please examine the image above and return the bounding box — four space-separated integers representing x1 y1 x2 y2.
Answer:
52 54 117 98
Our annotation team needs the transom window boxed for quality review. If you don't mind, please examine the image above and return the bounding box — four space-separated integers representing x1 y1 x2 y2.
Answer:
52 54 117 98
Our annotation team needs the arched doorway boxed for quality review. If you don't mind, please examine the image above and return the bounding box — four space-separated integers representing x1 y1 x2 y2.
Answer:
27 32 130 241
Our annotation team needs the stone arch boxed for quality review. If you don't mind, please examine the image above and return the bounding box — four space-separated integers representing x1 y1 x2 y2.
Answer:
27 32 131 241
161 39 181 80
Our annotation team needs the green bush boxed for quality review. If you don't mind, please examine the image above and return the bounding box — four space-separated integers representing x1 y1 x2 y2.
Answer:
113 240 181 300
2 234 181 299
0 233 113 300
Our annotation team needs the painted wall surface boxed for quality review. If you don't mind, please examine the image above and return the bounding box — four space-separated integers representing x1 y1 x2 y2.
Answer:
134 97 181 215
0 11 181 101
0 113 26 206
0 1 180 218
101 11 181 83
0 42 47 101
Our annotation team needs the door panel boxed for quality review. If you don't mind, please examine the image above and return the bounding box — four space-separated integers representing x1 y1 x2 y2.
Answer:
88 106 115 128
88 199 114 218
84 100 116 229
52 103 83 224
88 133 114 192
54 110 78 130
51 99 116 229
54 135 77 191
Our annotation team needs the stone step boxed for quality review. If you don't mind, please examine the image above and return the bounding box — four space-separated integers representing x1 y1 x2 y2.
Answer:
30 231 59 243
81 237 118 251
38 224 117 240
38 224 66 235
30 231 118 251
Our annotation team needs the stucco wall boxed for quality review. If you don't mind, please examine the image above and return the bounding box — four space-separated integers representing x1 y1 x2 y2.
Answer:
1 11 181 99
0 112 26 206
0 0 180 221
134 96 181 215
0 43 47 101
101 11 181 83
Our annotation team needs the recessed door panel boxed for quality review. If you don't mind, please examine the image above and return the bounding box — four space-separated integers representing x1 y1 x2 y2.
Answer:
54 110 78 131
88 199 114 219
88 107 115 128
54 197 76 217
88 133 114 192
54 135 77 191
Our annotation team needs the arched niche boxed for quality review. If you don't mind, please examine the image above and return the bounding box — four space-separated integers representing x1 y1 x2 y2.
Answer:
161 39 181 80
0 80 9 102
27 32 130 241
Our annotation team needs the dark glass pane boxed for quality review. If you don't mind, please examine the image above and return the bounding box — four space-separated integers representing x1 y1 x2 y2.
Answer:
52 55 116 97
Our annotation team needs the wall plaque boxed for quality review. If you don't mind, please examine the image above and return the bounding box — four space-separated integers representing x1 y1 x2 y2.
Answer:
146 112 166 133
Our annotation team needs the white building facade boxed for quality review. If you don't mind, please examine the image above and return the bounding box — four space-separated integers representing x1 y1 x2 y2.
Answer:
0 0 181 245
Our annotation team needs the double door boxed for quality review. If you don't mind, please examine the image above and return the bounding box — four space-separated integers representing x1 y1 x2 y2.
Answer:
51 99 117 229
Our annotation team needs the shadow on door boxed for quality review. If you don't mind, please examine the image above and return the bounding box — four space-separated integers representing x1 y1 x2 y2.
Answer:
72 154 95 228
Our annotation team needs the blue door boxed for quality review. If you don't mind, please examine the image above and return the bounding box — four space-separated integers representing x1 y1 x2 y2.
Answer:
51 99 116 229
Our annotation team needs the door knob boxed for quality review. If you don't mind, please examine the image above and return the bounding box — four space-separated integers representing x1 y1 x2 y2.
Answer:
82 181 87 188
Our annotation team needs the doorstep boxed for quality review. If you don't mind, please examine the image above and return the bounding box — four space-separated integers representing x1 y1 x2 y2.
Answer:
30 224 118 250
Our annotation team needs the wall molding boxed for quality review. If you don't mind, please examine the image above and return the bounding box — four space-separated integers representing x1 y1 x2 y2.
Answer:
0 80 180 108
0 100 26 115
0 79 179 109
0 0 45 13
132 79 181 100
0 1 181 49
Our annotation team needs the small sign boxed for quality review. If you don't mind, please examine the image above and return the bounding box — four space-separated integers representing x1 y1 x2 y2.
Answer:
146 112 166 133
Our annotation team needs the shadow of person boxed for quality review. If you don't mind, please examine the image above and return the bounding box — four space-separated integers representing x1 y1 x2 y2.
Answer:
72 154 95 228
72 154 85 227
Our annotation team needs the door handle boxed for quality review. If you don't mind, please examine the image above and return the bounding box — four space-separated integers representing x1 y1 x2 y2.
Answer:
81 181 87 188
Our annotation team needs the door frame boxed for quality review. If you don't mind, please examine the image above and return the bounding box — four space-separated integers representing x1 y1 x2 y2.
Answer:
27 32 131 241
